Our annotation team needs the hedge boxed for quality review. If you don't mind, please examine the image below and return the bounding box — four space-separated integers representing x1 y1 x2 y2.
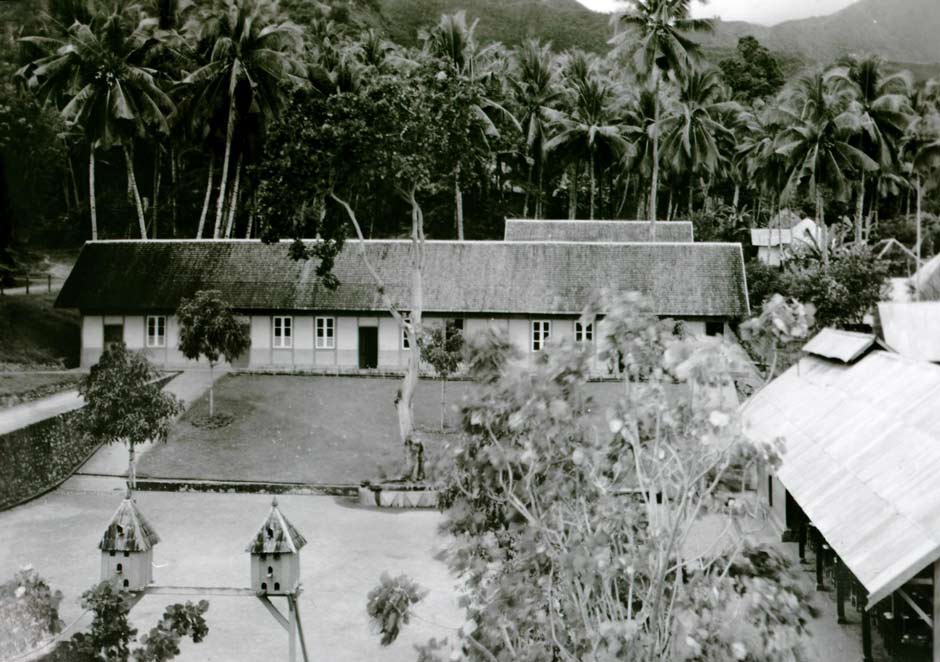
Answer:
0 408 98 510
0 373 179 510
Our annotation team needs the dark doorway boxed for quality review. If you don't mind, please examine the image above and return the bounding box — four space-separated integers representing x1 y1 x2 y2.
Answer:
104 323 124 349
358 327 378 369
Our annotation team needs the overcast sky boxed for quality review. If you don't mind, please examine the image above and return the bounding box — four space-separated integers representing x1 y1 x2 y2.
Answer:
576 0 858 26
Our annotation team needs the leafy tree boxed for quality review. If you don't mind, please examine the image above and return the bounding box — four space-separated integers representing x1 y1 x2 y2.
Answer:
718 36 784 102
418 325 463 431
613 0 713 227
740 293 815 383
55 582 208 662
79 344 183 487
366 573 426 647
0 567 63 659
376 294 813 661
21 1 175 239
176 290 250 417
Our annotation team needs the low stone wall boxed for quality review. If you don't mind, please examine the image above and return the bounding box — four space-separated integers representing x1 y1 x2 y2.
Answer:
0 408 98 510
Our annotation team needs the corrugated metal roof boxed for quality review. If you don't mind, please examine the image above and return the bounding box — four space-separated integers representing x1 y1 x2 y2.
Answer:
802 328 877 363
912 253 940 301
879 302 940 362
744 351 940 605
56 240 750 318
504 219 693 242
246 497 307 554
99 492 160 552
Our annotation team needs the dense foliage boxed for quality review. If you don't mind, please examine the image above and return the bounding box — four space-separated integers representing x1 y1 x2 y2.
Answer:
4 0 938 259
376 293 815 661
49 582 209 662
0 567 64 659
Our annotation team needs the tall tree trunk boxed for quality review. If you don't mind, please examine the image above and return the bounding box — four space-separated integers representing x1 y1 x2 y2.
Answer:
454 163 464 240
208 362 215 417
398 190 424 455
67 152 81 210
649 71 660 235
224 152 243 238
589 152 596 220
916 175 923 288
170 147 178 237
123 144 147 240
688 177 694 218
536 162 544 218
197 156 215 238
667 186 674 221
214 90 237 238
152 147 162 238
246 191 255 238
732 184 740 211
89 147 98 241
128 440 136 490
817 189 828 271
616 173 631 218
523 161 533 218
568 163 578 220
855 175 864 244
440 378 446 432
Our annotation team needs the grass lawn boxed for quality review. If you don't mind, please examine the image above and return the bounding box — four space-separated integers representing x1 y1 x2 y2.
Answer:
138 374 628 485
0 294 80 368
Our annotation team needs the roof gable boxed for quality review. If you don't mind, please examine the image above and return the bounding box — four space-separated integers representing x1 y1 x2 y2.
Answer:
802 328 878 363
99 491 160 552
504 219 693 243
57 240 749 318
246 497 307 554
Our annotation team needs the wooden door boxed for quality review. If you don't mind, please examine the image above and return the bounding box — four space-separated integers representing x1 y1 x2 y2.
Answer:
358 327 378 369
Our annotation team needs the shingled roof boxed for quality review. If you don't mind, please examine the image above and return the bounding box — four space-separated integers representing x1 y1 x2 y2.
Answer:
99 490 160 552
504 219 693 242
246 497 307 554
56 240 749 318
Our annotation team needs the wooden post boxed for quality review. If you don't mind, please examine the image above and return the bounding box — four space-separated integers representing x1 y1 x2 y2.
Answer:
814 528 825 591
836 558 847 624
798 521 807 563
288 595 297 662
862 604 873 662
933 560 940 662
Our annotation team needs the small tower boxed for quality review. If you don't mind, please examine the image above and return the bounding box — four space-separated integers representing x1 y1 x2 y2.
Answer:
99 488 160 591
246 497 307 595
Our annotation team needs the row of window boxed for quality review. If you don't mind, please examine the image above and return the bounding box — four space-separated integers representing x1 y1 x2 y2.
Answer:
141 316 716 351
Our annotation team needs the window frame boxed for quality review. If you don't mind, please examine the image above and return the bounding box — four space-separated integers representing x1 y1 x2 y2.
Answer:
531 320 552 352
575 320 594 344
272 316 293 349
401 312 411 350
315 316 335 349
146 315 166 348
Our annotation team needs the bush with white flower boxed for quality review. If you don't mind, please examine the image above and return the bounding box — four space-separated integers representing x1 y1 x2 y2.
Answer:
0 566 63 658
372 292 811 661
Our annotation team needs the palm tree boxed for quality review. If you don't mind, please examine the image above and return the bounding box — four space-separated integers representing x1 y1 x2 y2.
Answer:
22 1 174 240
612 0 713 229
422 12 516 238
838 55 913 241
509 39 562 219
546 68 630 219
660 68 737 215
182 0 305 238
774 68 878 268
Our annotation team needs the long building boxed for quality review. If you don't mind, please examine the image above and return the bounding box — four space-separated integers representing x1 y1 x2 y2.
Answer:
55 238 749 373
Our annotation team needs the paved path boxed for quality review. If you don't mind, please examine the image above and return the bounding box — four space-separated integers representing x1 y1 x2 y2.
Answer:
0 389 84 436
0 489 461 662
72 368 228 479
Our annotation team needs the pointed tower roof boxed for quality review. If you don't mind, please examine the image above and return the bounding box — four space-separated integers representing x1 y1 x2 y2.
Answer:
246 497 307 554
99 488 160 552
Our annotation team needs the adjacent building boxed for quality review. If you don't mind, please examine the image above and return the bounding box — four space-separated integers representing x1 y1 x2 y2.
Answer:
56 238 749 374
750 218 821 266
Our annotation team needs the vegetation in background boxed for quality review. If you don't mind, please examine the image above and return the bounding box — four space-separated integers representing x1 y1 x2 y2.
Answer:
371 293 814 660
176 290 250 418
78 344 182 487
0 294 80 369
